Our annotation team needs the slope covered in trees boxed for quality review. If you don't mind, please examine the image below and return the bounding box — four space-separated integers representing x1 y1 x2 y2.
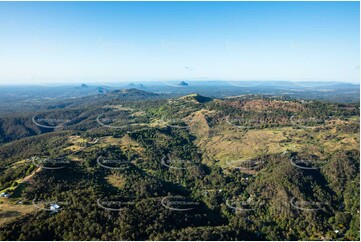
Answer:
0 90 359 240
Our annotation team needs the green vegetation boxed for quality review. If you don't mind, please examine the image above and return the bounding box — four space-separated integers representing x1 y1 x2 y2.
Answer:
0 90 359 240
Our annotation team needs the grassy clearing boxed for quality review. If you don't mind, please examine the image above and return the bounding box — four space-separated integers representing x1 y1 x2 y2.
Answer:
8 159 28 167
105 174 126 189
68 135 87 143
195 123 359 169
197 128 288 164
0 199 36 226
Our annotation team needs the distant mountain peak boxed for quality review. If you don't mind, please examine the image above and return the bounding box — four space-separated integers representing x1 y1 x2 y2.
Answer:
97 86 108 94
178 81 189 86
80 84 88 88
127 83 145 88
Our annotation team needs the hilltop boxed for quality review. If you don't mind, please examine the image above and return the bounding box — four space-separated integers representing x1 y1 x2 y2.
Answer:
179 93 213 103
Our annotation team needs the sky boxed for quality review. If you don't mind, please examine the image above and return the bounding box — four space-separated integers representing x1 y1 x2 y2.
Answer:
0 1 359 85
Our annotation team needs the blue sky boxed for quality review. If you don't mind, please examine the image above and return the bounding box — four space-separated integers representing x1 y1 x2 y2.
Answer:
0 1 359 84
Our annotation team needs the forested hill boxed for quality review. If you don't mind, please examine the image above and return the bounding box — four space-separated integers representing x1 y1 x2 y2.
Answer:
0 89 163 144
0 87 165 114
0 90 359 240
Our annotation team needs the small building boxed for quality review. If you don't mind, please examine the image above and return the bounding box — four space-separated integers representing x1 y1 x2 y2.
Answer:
50 203 60 212
0 192 10 198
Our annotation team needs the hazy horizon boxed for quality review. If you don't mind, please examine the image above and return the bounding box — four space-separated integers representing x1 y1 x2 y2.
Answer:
0 79 360 87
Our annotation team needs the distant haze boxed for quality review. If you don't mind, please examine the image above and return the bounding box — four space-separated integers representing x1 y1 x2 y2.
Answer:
0 2 359 84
